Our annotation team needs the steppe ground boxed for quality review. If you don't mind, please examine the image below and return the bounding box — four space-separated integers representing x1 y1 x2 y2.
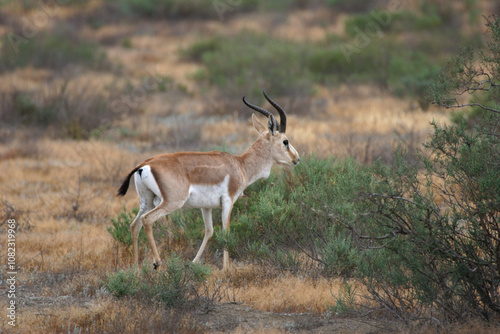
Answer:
1 1 498 333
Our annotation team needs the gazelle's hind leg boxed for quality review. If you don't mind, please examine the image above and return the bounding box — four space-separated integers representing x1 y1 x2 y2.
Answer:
141 199 185 269
131 168 159 266
130 208 144 266
130 188 155 266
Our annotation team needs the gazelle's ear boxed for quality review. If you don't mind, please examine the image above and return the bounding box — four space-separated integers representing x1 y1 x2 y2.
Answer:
252 113 267 134
267 115 279 136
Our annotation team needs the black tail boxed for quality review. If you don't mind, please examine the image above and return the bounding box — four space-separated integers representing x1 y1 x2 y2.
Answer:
117 167 140 197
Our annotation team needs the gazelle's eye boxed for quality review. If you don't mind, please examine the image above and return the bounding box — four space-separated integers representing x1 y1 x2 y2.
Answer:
283 140 289 146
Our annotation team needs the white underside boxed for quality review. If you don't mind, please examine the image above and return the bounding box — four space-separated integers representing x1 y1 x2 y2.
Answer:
184 175 231 209
135 167 237 209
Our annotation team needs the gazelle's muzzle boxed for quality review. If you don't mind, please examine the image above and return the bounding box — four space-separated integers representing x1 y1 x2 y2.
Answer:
289 145 300 166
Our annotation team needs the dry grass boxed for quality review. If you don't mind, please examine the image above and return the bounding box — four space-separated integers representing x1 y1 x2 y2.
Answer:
221 269 363 314
9 296 203 333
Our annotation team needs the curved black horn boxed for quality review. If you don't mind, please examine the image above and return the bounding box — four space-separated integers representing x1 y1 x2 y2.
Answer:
242 96 273 118
262 89 286 133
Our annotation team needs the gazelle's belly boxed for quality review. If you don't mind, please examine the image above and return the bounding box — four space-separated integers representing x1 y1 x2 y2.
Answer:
183 175 229 209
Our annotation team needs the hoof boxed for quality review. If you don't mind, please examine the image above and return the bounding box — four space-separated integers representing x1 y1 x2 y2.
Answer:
153 262 160 270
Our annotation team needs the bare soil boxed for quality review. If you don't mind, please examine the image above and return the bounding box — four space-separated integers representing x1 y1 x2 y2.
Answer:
3 289 400 333
193 302 399 333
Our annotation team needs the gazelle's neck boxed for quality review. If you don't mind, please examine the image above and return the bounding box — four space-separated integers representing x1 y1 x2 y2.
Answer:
238 133 274 186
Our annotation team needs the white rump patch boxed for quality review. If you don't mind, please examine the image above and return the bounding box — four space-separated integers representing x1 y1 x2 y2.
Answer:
134 165 162 207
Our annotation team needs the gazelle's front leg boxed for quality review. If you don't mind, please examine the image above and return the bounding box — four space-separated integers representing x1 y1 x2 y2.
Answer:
193 208 214 264
221 199 234 271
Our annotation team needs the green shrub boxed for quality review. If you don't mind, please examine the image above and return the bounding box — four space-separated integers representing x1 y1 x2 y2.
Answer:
354 17 500 323
207 155 375 274
109 0 318 19
107 207 142 247
328 282 358 316
108 206 170 249
325 0 373 13
105 267 141 298
1 28 107 72
388 52 440 109
114 0 216 19
308 39 394 87
355 114 500 322
1 81 112 140
184 27 453 100
104 255 211 307
181 38 221 62
343 10 407 37
140 255 211 307
307 48 349 84
111 0 261 19
182 32 314 100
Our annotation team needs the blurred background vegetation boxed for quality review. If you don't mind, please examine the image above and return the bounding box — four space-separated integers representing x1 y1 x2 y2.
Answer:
1 0 493 139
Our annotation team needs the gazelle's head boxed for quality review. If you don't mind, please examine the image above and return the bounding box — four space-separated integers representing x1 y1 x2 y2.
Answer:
243 89 300 167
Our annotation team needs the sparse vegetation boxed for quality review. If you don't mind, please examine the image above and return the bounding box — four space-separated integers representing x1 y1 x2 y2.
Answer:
105 255 210 307
183 26 448 107
182 32 314 107
1 27 108 72
0 81 114 139
329 282 358 316
109 0 257 19
107 206 142 247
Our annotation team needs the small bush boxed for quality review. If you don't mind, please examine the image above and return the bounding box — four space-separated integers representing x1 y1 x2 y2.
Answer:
329 282 358 316
107 207 142 247
104 255 211 307
110 0 260 19
325 0 373 13
388 52 440 109
0 81 111 140
181 32 314 110
108 206 170 251
308 36 440 99
108 0 317 20
141 255 210 307
105 267 141 298
343 10 403 37
1 27 107 72
114 0 216 19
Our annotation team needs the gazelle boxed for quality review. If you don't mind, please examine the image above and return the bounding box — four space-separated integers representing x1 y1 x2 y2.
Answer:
117 89 300 270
